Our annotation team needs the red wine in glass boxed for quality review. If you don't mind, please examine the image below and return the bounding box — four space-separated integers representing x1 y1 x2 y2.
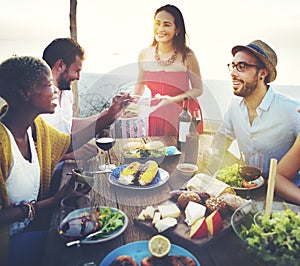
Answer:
95 136 116 171
95 137 115 151
239 165 263 200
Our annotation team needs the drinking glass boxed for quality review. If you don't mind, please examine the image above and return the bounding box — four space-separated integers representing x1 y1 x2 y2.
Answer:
239 152 263 201
95 127 116 171
59 195 94 242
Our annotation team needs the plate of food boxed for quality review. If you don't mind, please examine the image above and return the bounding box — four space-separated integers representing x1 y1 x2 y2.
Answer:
58 206 128 244
215 163 265 191
122 140 181 164
120 103 140 119
100 240 200 266
109 160 169 190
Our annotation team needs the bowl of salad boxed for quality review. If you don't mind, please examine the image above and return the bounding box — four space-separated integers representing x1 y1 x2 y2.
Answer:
215 164 265 191
231 201 300 266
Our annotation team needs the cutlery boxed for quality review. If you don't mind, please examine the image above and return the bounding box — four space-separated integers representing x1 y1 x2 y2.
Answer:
66 228 108 247
67 169 112 176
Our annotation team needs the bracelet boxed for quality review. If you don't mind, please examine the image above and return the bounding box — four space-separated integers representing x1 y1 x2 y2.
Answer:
21 201 34 220
30 200 37 218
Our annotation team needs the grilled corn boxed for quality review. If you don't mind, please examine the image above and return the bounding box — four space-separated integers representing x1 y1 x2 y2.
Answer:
119 161 141 185
138 160 158 186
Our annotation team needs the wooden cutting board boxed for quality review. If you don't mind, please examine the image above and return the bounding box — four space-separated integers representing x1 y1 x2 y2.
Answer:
134 201 233 250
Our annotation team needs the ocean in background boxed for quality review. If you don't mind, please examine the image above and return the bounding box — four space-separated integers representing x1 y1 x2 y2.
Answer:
78 72 300 121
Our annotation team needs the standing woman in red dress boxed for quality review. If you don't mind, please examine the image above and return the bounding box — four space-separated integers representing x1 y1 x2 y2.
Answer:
133 4 204 136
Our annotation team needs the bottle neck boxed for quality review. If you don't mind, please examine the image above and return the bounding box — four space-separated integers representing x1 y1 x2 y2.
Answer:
182 98 189 110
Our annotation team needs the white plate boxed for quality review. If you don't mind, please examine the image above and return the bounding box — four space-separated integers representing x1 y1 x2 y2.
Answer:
109 165 169 190
100 240 200 266
58 207 128 244
232 176 265 191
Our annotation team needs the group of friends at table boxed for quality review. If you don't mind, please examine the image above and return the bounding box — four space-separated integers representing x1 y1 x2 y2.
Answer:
1 3 300 266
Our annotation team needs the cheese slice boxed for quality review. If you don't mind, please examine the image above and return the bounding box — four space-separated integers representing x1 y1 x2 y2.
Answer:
137 209 147 220
144 206 155 219
185 201 206 226
152 211 161 224
155 217 177 232
158 203 181 218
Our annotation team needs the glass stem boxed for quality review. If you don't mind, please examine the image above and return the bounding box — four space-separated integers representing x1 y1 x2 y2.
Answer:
107 150 111 165
246 185 251 200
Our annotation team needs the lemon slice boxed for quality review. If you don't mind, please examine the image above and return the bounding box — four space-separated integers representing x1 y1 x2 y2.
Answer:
148 235 171 258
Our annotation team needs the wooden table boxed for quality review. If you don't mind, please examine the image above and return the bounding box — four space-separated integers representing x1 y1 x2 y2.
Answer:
42 135 269 266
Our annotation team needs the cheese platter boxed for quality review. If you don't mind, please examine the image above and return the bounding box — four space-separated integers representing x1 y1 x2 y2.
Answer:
134 191 244 250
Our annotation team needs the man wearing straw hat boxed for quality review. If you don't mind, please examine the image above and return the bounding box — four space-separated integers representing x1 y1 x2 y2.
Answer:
210 40 300 179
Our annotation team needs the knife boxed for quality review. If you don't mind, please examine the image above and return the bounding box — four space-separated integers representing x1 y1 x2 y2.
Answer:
65 228 108 247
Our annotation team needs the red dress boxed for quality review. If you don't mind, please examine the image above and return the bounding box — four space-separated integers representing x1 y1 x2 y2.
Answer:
144 71 203 136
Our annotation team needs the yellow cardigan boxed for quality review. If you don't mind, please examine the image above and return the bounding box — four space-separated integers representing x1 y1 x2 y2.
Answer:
0 116 70 265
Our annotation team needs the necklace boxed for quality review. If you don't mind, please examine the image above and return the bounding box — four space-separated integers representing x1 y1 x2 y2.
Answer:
154 43 177 66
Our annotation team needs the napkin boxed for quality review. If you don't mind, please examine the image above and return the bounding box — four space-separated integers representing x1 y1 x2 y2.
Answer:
186 173 235 197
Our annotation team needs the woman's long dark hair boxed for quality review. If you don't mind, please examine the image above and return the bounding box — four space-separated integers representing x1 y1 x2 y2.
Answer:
151 4 190 63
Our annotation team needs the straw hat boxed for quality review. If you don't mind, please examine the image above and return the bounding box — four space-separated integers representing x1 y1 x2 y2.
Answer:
232 40 277 83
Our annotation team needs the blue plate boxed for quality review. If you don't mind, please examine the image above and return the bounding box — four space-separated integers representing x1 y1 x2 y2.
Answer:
109 165 169 190
100 240 200 266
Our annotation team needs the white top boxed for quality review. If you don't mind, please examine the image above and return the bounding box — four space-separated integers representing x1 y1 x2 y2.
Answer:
219 86 300 179
41 89 73 133
4 125 40 235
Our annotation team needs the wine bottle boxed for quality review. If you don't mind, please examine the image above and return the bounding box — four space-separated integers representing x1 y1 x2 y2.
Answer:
192 108 203 134
185 117 199 164
177 97 191 151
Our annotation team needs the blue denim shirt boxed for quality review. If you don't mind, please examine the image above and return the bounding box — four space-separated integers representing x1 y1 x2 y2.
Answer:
220 86 300 183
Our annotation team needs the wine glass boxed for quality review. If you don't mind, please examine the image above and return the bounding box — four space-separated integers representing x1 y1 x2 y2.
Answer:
95 127 116 172
239 152 263 201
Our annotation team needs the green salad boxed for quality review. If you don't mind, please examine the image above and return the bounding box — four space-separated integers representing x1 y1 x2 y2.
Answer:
92 207 125 238
216 163 243 188
240 208 300 265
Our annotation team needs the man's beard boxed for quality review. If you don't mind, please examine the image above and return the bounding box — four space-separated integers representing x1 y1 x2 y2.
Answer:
234 77 259 98
58 73 72 91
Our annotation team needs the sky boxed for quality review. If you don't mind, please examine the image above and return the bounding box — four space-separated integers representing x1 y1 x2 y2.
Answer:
1 0 300 86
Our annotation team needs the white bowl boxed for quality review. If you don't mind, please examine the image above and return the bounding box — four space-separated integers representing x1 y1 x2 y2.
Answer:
176 163 198 177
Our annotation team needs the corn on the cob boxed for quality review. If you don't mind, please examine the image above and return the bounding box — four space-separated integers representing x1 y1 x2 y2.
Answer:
119 162 141 185
138 160 158 186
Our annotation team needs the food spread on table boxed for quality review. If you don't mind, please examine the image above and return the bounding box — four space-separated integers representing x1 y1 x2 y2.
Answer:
134 173 247 248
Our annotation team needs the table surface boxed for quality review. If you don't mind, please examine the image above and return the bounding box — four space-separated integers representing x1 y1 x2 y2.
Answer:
42 135 270 266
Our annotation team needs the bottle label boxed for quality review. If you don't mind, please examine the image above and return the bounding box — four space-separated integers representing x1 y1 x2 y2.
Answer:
178 121 191 142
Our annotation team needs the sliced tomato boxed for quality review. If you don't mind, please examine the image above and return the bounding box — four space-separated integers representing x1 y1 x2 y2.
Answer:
242 180 258 188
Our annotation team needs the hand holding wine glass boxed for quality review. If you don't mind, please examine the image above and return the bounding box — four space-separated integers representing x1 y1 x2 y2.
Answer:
95 127 116 172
